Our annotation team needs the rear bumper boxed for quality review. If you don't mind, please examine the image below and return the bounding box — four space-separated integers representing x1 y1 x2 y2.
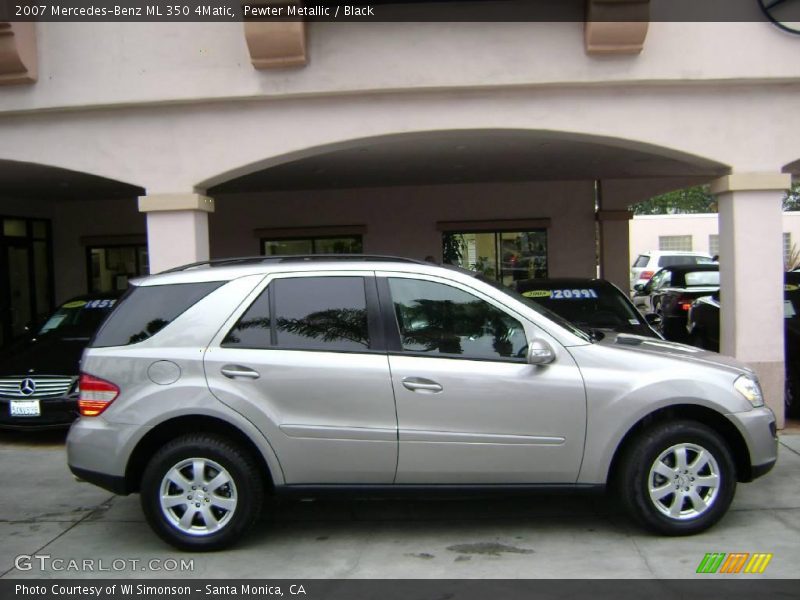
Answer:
70 466 130 495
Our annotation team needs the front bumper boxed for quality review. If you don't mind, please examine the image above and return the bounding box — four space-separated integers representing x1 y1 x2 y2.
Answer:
0 395 78 430
728 406 778 482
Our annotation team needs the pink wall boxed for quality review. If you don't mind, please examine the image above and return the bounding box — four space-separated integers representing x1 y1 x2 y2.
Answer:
211 180 597 278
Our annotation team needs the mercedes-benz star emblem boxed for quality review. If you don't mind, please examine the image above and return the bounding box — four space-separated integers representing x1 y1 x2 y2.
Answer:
19 378 36 397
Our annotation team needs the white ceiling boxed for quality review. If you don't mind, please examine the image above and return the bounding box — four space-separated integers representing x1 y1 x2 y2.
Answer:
210 130 729 194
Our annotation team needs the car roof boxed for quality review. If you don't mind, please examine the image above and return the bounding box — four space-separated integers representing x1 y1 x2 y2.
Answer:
658 264 719 274
640 251 711 257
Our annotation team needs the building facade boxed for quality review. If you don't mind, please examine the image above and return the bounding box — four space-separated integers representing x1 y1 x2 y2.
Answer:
1 12 798 423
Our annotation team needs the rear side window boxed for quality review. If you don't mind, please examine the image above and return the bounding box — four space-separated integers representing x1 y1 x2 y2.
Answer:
685 271 720 287
659 255 708 267
223 276 370 352
92 282 224 347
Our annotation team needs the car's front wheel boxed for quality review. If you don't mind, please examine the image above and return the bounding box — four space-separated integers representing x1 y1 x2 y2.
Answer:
140 433 264 551
616 421 736 535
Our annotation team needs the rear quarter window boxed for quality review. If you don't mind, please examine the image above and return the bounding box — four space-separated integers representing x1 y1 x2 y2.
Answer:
633 255 650 268
91 281 224 347
684 271 720 287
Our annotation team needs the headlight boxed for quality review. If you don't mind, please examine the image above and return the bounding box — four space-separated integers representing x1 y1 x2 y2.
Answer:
734 374 764 408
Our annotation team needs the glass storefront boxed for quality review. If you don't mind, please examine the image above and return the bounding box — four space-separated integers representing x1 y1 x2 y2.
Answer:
443 229 548 287
87 245 149 293
262 235 363 256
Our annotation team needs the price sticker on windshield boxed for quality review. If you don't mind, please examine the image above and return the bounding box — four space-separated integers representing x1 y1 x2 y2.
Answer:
523 289 599 299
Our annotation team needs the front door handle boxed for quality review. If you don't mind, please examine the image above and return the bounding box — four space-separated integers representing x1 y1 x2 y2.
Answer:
221 365 260 380
402 377 443 393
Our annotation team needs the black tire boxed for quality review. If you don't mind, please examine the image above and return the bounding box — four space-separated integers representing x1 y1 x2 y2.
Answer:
140 433 264 551
615 421 736 535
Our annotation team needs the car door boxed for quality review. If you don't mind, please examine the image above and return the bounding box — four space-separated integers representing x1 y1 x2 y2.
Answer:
378 272 587 484
204 271 398 484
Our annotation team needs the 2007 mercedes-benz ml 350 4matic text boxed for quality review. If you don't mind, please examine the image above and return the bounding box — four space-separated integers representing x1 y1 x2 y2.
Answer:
66 256 777 551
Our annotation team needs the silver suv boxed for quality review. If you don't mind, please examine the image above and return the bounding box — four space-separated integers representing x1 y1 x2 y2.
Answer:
67 256 777 551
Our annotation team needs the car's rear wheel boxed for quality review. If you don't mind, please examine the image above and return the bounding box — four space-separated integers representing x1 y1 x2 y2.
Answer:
616 421 736 535
140 433 263 551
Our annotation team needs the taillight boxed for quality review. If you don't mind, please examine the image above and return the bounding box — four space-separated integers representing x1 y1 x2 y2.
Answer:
678 296 694 311
78 373 119 417
640 271 655 280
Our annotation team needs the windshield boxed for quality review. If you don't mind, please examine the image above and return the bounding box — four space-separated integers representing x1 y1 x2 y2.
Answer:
474 275 594 343
38 298 118 338
519 284 644 333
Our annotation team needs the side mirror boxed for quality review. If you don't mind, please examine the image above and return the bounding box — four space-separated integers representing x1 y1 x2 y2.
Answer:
527 339 556 365
644 313 662 327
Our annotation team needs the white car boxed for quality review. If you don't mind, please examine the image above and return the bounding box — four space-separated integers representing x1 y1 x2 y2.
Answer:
630 251 715 291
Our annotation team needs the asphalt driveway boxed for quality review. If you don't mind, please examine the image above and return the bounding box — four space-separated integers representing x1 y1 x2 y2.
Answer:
1 430 799 579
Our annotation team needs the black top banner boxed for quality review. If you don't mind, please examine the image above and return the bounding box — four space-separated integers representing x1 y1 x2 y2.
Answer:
2 0 800 23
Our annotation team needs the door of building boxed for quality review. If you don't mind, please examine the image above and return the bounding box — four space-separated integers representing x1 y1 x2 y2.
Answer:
0 217 54 347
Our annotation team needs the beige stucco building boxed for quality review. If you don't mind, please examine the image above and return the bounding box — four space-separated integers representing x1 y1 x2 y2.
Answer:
1 12 798 424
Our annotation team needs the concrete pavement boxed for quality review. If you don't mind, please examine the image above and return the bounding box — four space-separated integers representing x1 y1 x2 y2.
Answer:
1 430 798 579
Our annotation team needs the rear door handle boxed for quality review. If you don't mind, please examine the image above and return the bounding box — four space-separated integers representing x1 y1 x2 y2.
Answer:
402 377 443 393
221 365 260 380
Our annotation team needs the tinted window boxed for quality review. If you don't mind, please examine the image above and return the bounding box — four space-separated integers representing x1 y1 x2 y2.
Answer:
222 287 271 348
92 282 224 347
659 255 711 267
223 277 371 351
633 255 650 268
389 278 527 361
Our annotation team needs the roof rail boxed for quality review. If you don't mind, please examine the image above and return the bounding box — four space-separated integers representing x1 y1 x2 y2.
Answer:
160 254 429 273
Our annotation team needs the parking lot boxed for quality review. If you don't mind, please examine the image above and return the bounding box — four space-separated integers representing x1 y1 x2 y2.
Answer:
1 430 798 580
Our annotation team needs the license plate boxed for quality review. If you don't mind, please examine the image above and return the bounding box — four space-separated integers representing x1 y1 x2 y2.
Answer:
10 400 41 417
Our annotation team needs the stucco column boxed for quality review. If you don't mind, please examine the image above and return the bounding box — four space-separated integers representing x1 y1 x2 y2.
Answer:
138 193 215 273
597 209 633 292
711 172 792 427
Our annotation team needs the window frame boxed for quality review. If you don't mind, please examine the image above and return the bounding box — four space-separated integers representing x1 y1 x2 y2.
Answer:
376 272 532 365
218 271 386 355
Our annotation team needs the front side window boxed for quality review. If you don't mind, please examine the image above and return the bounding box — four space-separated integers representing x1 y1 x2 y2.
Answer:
224 277 370 352
388 278 527 361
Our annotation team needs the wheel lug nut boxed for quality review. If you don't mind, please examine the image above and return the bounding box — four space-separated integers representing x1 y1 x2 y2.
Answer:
195 503 200 507
188 495 192 500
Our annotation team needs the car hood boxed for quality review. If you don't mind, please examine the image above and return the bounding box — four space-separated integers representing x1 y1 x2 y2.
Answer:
0 334 88 377
598 332 752 376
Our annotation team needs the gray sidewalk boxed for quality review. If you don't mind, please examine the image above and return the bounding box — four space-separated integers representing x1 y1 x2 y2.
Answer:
1 431 798 579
